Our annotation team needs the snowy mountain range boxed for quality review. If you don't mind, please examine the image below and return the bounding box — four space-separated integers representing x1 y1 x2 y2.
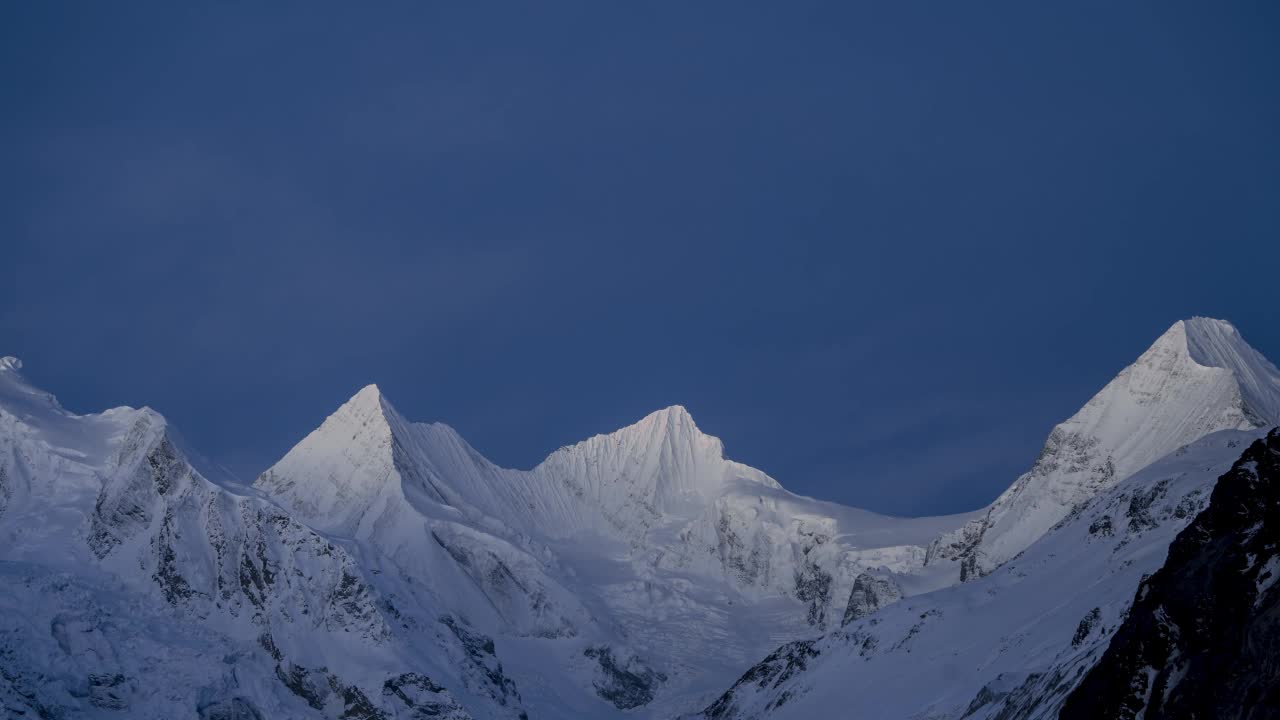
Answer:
2 317 1278 719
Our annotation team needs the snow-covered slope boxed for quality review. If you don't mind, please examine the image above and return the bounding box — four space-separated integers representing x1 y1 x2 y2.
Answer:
928 317 1280 579
690 429 1267 720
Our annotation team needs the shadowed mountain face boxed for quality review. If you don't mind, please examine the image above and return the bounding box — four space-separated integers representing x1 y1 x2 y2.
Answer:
1060 428 1280 720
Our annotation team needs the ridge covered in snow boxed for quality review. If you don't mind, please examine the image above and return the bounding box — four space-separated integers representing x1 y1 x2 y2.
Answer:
3 316 1278 719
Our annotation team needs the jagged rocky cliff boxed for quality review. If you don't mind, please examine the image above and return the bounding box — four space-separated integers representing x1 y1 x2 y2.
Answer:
1059 428 1280 720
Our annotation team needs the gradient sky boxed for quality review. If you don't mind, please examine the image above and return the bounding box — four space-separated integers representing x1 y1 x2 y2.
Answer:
3 2 1278 516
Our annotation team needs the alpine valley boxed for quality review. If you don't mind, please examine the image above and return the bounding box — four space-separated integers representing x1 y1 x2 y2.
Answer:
2 317 1278 719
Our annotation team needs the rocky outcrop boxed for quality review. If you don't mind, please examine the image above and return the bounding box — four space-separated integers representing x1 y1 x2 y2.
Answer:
793 559 833 627
841 573 902 626
700 640 820 719
381 673 473 720
1060 428 1280 720
583 645 667 710
439 616 525 716
197 696 267 719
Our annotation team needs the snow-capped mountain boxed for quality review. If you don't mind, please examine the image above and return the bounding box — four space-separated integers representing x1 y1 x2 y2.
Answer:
3 316 1277 719
928 317 1280 580
690 318 1280 720
0 355 968 718
0 358 531 719
253 383 974 716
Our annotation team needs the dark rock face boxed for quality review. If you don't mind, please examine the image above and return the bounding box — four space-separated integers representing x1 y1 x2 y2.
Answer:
1123 478 1172 534
841 573 902 626
438 616 525 715
274 662 386 720
382 673 473 719
959 671 1044 719
1087 514 1114 537
274 663 333 712
793 560 833 626
1060 428 1280 720
197 696 266 720
701 640 819 719
582 645 667 710
87 672 130 710
1070 608 1101 648
0 464 10 520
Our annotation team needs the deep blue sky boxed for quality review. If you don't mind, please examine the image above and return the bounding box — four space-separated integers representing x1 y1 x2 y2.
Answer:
3 2 1278 516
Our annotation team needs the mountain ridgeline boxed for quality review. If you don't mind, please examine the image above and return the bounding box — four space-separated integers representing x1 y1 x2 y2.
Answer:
1 317 1278 719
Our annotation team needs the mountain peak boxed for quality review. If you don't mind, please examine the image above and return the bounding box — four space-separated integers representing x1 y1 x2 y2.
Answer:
341 382 390 414
1075 316 1280 464
254 383 411 534
325 382 417 436
592 403 715 455
0 356 22 372
1147 317 1280 425
636 404 698 431
961 317 1280 575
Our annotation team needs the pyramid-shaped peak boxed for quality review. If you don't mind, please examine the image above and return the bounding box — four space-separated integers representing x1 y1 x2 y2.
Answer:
1125 317 1280 423
343 383 388 411
255 383 412 534
610 404 712 446
641 404 697 427
328 383 414 429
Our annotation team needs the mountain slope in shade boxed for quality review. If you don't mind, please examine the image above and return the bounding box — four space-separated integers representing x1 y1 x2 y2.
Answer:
1059 428 1280 720
930 317 1280 580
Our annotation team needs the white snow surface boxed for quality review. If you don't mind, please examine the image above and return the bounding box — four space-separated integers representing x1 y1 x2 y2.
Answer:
3 317 1278 719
